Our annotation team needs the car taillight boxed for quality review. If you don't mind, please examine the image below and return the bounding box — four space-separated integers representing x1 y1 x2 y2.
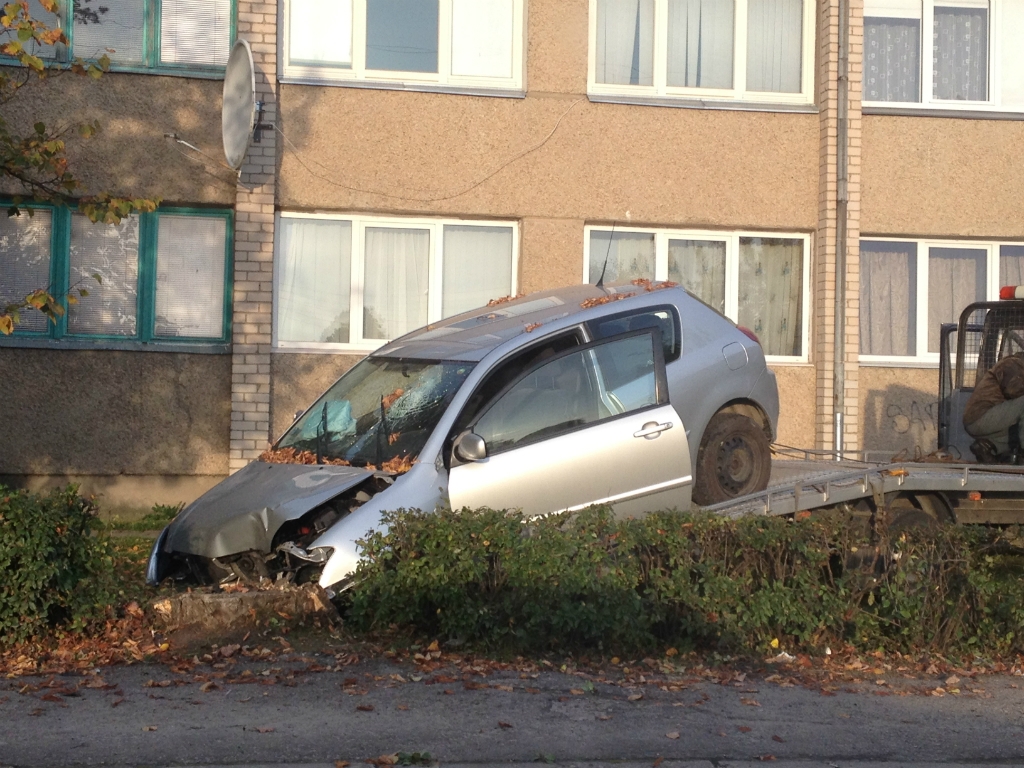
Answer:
1000 285 1024 300
738 326 761 345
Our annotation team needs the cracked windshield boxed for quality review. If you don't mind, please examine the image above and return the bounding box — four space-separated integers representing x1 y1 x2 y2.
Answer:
270 358 474 472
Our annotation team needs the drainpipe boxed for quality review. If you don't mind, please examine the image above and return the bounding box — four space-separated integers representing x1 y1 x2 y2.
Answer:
834 0 850 461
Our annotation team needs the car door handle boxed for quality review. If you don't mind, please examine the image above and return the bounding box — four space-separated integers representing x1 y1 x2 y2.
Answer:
634 421 673 439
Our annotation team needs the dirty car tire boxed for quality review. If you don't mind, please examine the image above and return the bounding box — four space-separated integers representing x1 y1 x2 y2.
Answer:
692 413 771 505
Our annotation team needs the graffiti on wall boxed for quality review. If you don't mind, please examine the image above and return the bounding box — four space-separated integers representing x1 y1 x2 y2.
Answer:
886 400 938 436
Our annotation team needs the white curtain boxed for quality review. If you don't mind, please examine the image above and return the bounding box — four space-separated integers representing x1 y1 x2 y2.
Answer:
864 17 920 101
154 215 226 338
277 218 352 343
0 210 53 333
451 0 514 78
1001 245 1024 287
442 225 513 317
928 246 986 353
859 241 917 356
746 0 802 93
737 237 802 356
161 0 231 66
668 239 726 313
667 0 734 89
595 0 655 85
289 0 353 66
363 227 429 340
68 215 139 336
73 0 145 63
933 5 988 101
588 231 655 284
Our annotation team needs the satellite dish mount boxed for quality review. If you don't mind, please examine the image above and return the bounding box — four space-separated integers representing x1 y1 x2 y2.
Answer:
222 39 268 169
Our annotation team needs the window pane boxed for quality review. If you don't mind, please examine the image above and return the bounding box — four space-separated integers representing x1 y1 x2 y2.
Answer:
451 0 513 78
1001 245 1024 287
668 239 726 313
442 225 513 317
746 0 802 93
667 0 734 89
588 231 655 284
25 0 61 58
0 210 53 333
864 17 921 101
154 215 226 338
363 227 429 340
161 0 232 66
928 246 986 353
1001 0 1024 108
738 237 803 356
595 0 655 86
860 241 917 355
366 0 438 73
68 215 139 336
277 218 352 344
290 0 353 66
933 5 988 101
73 0 144 63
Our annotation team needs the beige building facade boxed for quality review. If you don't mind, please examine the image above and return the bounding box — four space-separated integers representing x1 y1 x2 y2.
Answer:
2 0 1023 506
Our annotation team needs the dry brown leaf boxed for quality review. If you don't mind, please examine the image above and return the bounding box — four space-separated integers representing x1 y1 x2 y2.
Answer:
366 754 399 766
772 735 785 743
759 756 776 762
570 689 585 695
142 725 157 732
499 721 514 729
653 757 664 768
336 762 351 768
740 697 760 706
627 693 643 701
666 731 680 740
200 682 219 693
256 726 275 733
396 704 409 711
737 726 752 733
356 704 375 712
487 294 525 307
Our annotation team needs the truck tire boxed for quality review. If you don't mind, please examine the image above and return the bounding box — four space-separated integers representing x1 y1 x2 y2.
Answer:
692 412 772 505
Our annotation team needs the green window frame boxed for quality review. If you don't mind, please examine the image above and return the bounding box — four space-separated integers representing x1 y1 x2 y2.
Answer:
0 204 234 346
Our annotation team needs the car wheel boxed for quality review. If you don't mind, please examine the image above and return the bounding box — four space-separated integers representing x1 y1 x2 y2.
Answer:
692 412 771 505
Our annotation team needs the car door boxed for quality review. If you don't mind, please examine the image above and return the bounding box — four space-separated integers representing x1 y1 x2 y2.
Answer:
447 329 692 517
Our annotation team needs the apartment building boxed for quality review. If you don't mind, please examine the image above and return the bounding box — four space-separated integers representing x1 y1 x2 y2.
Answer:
1 0 1022 507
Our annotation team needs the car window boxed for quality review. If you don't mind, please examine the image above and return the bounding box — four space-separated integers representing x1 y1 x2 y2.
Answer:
587 307 680 362
474 333 659 455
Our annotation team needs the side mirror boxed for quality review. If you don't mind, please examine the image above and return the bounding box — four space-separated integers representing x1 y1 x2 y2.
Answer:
454 431 487 462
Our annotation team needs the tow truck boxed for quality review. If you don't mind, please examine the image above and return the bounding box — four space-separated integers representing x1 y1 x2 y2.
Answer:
704 287 1024 529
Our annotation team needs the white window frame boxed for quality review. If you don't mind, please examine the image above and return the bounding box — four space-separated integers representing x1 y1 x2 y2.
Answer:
586 0 816 107
582 225 811 363
863 0 1024 113
274 212 520 353
858 237 1024 366
280 0 526 94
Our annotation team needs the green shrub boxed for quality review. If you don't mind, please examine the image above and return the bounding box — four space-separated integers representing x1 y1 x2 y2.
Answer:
350 507 1024 657
0 485 117 644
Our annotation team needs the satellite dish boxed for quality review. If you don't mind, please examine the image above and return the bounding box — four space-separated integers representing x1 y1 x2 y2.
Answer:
222 39 256 170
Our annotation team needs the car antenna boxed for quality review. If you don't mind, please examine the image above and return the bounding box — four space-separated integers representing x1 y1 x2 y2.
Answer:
595 221 616 288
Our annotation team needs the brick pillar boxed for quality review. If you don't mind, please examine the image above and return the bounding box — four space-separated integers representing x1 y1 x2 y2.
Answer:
229 0 278 472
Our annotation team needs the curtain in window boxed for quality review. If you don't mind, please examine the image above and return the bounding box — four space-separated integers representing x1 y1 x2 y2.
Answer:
366 0 439 73
154 216 226 338
738 237 802 356
933 5 988 101
928 246 986 353
864 17 920 101
277 219 352 343
442 225 513 317
588 231 655 284
68 215 139 336
161 0 231 66
290 0 353 66
595 0 655 86
363 227 429 340
73 0 144 63
451 0 514 78
746 0 802 93
1001 245 1024 287
0 210 52 333
666 0 734 88
859 241 917 356
667 239 726 313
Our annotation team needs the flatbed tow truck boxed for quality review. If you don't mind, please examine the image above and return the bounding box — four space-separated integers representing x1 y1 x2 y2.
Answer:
703 290 1024 528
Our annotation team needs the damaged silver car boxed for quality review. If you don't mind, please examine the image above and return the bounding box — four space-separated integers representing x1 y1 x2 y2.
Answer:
148 281 779 595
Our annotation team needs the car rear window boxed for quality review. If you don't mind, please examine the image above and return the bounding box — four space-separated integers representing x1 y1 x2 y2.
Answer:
587 307 680 363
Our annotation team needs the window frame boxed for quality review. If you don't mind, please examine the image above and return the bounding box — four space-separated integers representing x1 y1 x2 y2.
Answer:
858 236 1024 366
582 225 811 363
273 211 520 354
586 0 816 108
279 0 526 95
0 203 234 347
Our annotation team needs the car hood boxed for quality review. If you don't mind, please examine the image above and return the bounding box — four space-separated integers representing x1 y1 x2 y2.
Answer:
164 462 374 559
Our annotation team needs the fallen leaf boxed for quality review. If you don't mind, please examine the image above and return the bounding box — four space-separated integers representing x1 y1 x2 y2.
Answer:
499 721 514 729
737 726 752 733
945 675 960 686
427 640 440 652
256 726 275 733
220 644 241 659
740 698 761 706
110 698 125 708
772 735 785 743
759 755 776 762
570 689 585 695
336 762 350 768
653 757 664 768
142 725 157 732
396 704 409 711
356 704 375 712
627 693 643 702
443 689 455 695
666 731 680 740
200 682 219 693
366 754 398 766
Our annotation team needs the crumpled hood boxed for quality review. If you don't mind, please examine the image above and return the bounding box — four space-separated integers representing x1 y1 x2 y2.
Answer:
164 462 373 559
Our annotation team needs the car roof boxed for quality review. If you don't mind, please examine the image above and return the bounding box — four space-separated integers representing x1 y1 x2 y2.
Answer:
375 282 693 362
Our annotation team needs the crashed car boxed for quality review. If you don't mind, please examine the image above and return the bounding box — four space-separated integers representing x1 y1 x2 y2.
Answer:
148 281 779 594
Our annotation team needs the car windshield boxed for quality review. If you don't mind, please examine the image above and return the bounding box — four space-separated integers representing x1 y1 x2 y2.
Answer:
274 358 474 470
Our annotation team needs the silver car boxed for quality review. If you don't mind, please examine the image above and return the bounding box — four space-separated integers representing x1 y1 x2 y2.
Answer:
148 282 778 594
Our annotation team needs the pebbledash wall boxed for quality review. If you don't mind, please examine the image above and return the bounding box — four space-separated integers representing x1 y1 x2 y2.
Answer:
2 0 1024 507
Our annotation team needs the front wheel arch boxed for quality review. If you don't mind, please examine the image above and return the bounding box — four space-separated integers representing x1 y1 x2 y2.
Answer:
692 409 772 506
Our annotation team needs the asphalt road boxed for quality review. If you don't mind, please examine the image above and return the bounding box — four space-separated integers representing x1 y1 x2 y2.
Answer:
2 653 1023 768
